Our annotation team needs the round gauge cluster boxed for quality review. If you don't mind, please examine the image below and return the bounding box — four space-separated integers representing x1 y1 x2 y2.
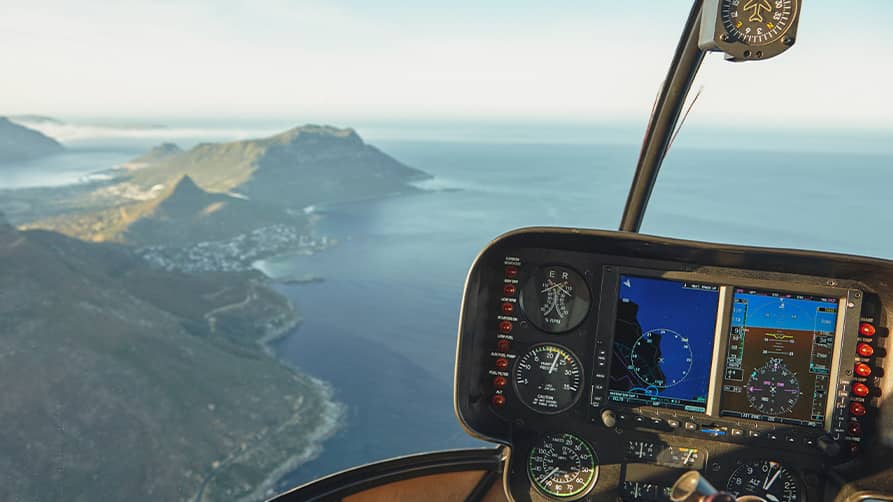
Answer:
720 0 797 46
528 433 598 500
727 460 803 502
520 266 591 333
513 344 583 414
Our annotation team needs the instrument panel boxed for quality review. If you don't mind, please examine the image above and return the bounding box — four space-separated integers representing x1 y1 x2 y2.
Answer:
454 228 890 502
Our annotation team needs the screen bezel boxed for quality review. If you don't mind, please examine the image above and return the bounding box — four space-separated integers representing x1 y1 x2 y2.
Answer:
597 265 863 432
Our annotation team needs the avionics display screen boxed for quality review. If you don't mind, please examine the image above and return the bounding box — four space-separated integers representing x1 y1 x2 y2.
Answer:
718 288 840 428
609 275 720 412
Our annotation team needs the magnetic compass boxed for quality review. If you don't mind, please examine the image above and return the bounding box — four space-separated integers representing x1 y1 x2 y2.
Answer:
701 0 801 61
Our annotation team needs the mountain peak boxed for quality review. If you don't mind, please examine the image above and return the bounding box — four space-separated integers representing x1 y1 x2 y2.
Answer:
168 174 205 199
271 124 363 146
130 142 184 165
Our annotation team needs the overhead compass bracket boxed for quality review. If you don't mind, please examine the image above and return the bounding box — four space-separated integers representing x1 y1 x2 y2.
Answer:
700 0 802 61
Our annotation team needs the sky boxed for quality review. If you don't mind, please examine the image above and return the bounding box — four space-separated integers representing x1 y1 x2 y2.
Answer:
1 0 891 128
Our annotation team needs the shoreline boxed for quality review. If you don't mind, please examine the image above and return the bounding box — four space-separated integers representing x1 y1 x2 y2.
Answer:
249 286 346 500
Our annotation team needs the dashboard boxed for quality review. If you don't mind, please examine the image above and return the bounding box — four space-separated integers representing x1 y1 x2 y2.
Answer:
454 228 893 502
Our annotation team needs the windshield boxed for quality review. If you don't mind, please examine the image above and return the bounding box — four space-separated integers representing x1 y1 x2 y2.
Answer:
1 1 891 500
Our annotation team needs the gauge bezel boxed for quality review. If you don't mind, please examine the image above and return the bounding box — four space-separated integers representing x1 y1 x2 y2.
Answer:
720 0 799 48
527 433 599 501
513 343 585 415
699 0 802 61
518 264 592 334
726 459 805 502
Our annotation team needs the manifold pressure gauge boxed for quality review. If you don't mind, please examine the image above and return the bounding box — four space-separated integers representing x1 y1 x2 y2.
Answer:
700 0 801 61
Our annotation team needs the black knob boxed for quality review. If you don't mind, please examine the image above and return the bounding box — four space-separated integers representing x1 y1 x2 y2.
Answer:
817 435 841 457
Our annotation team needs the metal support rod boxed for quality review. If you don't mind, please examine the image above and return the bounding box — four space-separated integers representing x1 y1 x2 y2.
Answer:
619 0 707 233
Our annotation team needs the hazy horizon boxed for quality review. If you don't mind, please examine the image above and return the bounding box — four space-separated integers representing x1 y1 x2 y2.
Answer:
2 1 892 129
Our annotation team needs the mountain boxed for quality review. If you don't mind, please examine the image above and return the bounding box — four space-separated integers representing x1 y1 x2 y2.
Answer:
129 125 429 208
129 142 183 165
123 175 303 246
0 116 64 163
26 175 306 248
8 114 66 126
0 215 338 501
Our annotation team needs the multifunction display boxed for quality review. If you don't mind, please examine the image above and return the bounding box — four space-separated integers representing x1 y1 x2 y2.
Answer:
609 275 720 412
603 271 849 431
719 288 840 428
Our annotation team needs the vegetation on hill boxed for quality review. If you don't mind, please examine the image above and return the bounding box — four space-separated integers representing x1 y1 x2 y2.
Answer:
25 175 307 247
127 125 429 208
0 217 339 501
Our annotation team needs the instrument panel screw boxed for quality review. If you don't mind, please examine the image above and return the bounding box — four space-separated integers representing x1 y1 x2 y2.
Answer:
827 279 839 286
783 36 795 46
720 33 730 42
854 291 862 299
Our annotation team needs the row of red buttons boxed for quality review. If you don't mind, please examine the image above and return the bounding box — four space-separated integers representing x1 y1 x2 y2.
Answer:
848 323 882 423
492 265 520 408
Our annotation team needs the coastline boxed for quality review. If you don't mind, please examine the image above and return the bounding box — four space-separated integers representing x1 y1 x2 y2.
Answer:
249 285 346 501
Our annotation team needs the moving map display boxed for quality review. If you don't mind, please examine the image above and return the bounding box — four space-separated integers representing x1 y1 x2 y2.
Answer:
609 275 720 412
719 288 840 428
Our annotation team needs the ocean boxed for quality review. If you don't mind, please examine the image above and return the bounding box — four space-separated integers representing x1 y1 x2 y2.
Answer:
3 122 893 492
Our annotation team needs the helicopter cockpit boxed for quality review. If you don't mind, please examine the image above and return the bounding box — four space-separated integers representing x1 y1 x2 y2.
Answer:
275 1 893 501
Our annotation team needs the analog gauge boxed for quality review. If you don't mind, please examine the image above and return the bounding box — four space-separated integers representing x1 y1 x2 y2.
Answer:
528 433 598 500
747 358 801 416
630 329 693 389
721 0 798 46
625 440 657 462
727 460 803 502
513 344 584 414
520 266 591 333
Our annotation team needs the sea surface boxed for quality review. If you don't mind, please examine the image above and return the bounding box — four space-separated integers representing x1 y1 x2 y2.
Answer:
4 121 893 492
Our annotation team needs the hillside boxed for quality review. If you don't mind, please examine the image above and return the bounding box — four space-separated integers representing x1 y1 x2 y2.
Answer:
27 175 307 248
0 116 64 163
0 216 339 501
128 125 429 208
124 175 304 246
129 142 183 165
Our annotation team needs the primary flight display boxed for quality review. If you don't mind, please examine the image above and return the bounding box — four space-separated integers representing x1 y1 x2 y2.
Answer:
719 288 840 428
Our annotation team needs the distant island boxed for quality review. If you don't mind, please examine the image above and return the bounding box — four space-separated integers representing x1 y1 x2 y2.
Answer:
0 116 64 163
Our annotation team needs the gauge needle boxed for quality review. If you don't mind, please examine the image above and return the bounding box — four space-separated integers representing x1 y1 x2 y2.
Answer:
763 466 781 490
683 449 694 465
548 355 560 374
538 467 560 484
540 282 561 293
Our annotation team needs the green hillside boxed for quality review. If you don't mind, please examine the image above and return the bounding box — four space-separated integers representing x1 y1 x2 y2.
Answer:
0 218 338 501
129 125 429 208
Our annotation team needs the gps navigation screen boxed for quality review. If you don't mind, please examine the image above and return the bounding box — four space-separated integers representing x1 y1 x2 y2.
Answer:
719 288 840 428
609 275 720 412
